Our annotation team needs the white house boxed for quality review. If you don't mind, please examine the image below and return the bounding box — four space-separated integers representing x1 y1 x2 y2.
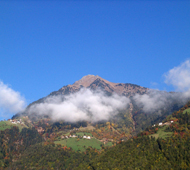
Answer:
171 121 174 123
158 122 163 126
87 136 91 139
83 136 87 139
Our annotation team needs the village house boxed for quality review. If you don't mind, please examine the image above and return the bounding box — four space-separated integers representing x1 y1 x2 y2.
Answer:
158 122 163 126
164 122 171 126
87 136 91 139
37 127 44 133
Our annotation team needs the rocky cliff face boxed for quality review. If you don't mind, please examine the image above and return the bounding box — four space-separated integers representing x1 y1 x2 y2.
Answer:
49 75 148 97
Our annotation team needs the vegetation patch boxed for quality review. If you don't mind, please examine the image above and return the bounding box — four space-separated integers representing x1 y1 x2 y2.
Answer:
183 108 190 114
149 126 173 139
54 137 102 151
0 121 12 131
104 141 113 147
76 132 93 137
0 121 27 131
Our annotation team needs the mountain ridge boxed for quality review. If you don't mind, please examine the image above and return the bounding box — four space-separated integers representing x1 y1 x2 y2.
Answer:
49 75 148 97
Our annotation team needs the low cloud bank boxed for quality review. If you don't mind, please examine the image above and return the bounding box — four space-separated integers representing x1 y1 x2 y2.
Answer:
28 88 130 122
0 81 26 118
24 60 190 121
134 60 190 113
133 90 185 113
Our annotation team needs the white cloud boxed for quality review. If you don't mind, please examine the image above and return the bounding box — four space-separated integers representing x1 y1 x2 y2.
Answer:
134 91 165 112
133 59 190 113
0 81 26 117
133 90 183 113
164 60 190 92
28 88 130 122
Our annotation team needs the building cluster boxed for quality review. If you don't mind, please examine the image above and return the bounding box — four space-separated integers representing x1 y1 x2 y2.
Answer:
37 127 44 133
70 128 79 132
61 134 91 140
8 119 23 124
153 120 174 127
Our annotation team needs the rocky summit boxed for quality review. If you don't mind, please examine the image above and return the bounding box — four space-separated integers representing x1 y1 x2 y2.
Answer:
50 75 148 97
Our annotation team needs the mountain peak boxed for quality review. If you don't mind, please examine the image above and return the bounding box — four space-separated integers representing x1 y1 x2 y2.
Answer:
73 75 101 87
54 75 148 97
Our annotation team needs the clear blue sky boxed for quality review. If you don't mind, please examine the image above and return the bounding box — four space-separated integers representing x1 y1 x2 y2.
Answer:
0 0 190 106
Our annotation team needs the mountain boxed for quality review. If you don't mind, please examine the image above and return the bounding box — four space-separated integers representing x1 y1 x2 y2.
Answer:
13 75 182 137
3 101 190 170
1 75 189 169
49 75 148 97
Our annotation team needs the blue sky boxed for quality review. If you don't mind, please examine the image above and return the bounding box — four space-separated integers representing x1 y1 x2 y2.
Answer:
0 1 190 119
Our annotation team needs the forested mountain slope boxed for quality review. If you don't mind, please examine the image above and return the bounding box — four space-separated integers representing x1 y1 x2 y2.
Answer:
0 101 189 169
78 102 190 170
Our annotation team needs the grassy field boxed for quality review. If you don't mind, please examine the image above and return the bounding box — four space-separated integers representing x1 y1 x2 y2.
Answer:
79 124 95 131
150 126 173 139
54 137 102 151
0 121 28 131
76 132 93 137
183 108 190 114
105 142 113 147
6 121 28 131
0 121 12 131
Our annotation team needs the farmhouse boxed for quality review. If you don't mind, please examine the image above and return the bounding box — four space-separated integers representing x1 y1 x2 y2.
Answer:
37 127 44 133
158 122 163 126
164 122 171 126
87 136 91 139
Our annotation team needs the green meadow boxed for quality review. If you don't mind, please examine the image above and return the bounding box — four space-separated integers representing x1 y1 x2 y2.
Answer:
75 132 93 137
0 121 28 131
183 108 190 114
150 126 173 139
54 137 102 151
0 121 12 131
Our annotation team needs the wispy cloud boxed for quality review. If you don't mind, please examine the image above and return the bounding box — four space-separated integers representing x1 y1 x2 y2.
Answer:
0 81 26 118
28 88 130 122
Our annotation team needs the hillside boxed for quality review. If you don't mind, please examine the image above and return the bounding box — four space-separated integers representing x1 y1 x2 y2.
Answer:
75 102 190 170
0 101 189 169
